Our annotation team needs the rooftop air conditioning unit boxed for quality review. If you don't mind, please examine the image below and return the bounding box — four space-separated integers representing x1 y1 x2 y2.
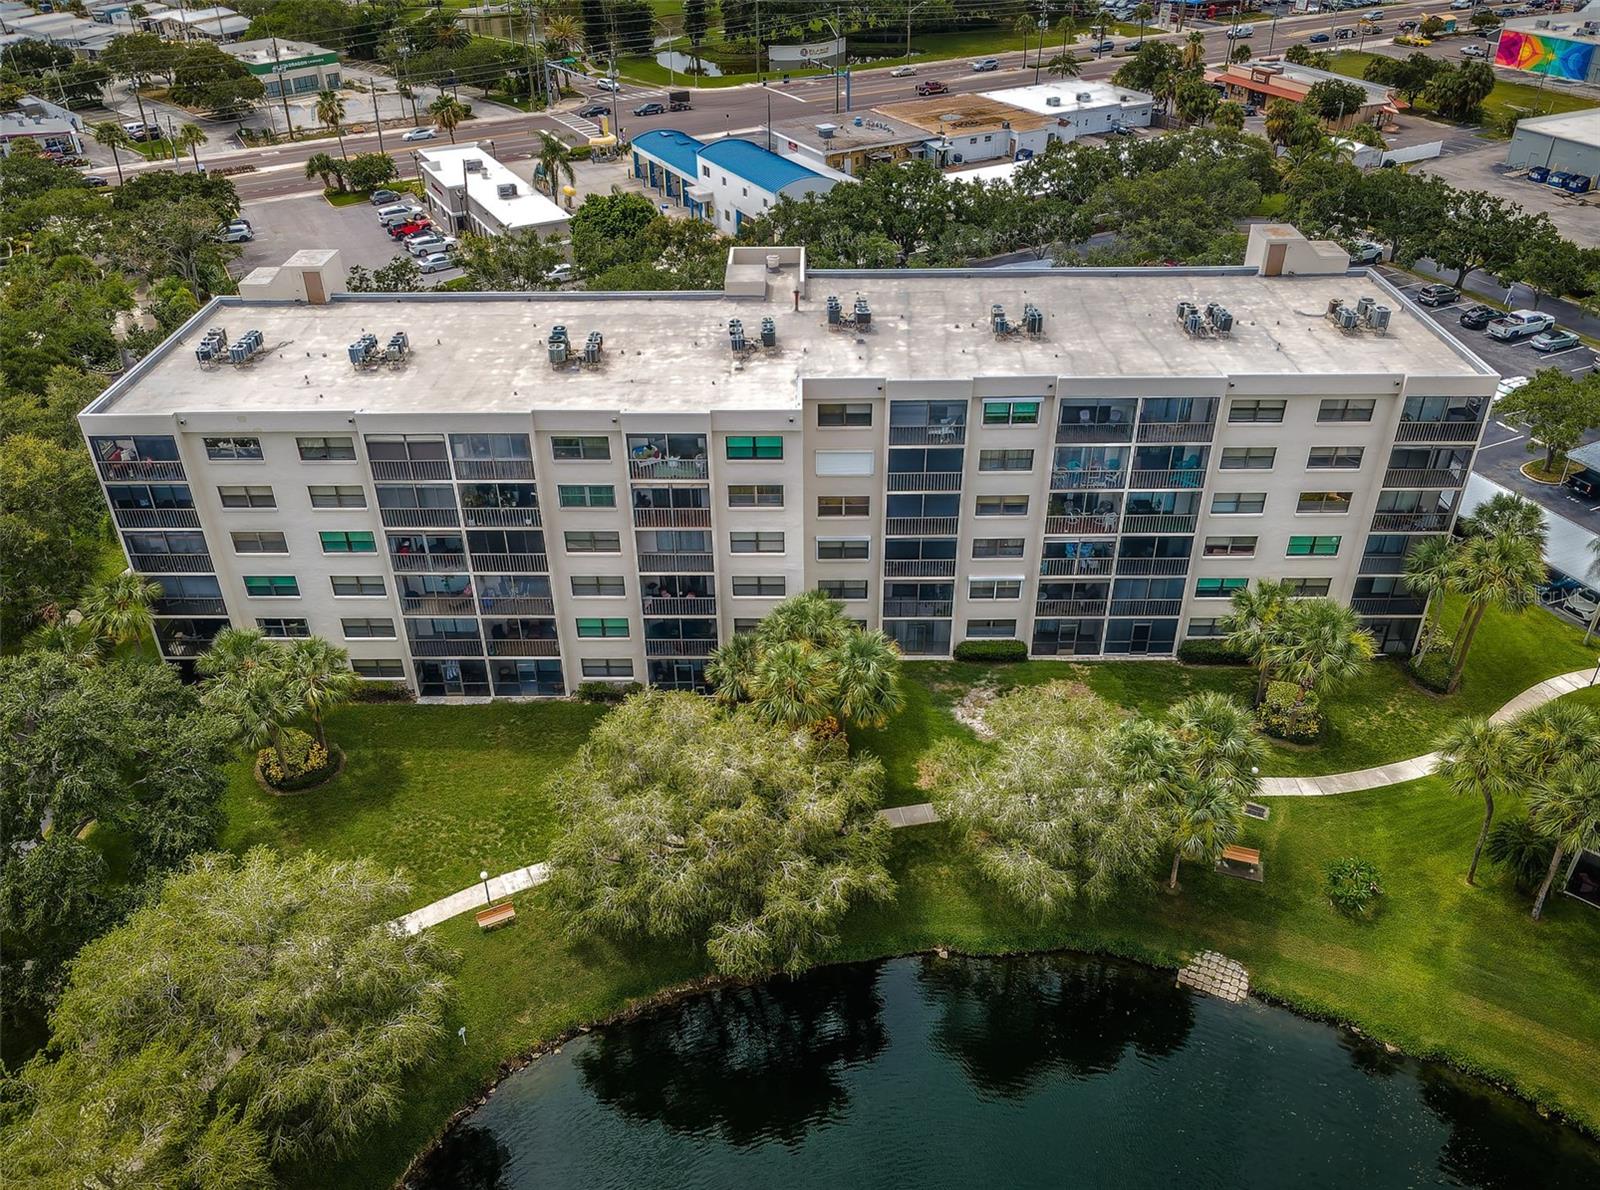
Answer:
815 123 837 140
496 182 517 198
1076 92 1092 101
465 159 484 172
1045 95 1063 107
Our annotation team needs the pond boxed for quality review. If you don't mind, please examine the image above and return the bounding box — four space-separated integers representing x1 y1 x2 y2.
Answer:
654 51 724 77
412 953 1600 1189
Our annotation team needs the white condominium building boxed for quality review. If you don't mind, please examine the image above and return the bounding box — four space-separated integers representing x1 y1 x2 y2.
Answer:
79 226 1497 698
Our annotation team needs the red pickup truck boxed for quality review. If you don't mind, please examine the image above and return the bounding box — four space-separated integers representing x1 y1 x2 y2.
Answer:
915 79 949 96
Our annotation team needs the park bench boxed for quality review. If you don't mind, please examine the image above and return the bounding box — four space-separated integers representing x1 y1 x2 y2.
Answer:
475 902 516 931
1218 844 1264 883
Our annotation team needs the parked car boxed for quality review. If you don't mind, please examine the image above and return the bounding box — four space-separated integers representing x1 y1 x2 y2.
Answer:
1309 31 1331 41
122 121 161 141
544 263 575 284
1458 304 1498 329
217 223 252 243
417 251 456 274
390 218 432 240
368 189 402 206
85 174 109 187
1531 328 1582 353
406 233 458 256
889 64 917 77
1450 0 1472 8
1414 283 1460 306
632 101 666 116
401 127 437 142
915 79 949 95
970 57 1000 71
1092 38 1115 51
1334 26 1355 39
1460 43 1486 56
1228 23 1255 37
1350 240 1383 264
577 103 610 118
1487 309 1556 341
378 206 426 228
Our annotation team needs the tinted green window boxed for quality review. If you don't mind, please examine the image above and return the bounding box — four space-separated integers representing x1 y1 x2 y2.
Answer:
576 617 630 638
983 400 1040 425
244 575 299 597
319 531 376 553
726 435 783 460
558 484 616 508
1194 577 1247 598
1286 535 1341 557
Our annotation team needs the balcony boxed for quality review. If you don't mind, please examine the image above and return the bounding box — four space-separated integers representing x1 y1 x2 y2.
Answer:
1383 468 1467 488
113 507 201 529
629 458 708 481
477 596 555 616
882 599 954 618
380 507 460 528
1394 420 1483 444
1371 511 1451 533
1353 596 1428 616
469 552 547 572
637 551 712 572
1120 513 1197 534
391 552 467 572
486 638 560 657
129 553 212 573
1109 599 1183 617
1035 599 1108 617
1359 555 1407 575
463 506 541 528
1045 514 1119 535
154 597 227 616
370 459 451 481
1128 469 1204 489
158 636 215 659
1039 557 1113 577
882 559 956 578
1056 422 1133 444
885 516 959 535
98 458 185 481
1137 421 1215 444
633 507 711 528
645 638 718 657
1051 468 1125 491
642 596 717 616
454 458 535 480
888 424 966 446
887 472 962 492
1115 558 1190 576
400 596 475 615
409 638 484 657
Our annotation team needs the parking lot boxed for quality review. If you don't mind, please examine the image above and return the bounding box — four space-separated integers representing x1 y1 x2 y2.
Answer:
231 192 462 287
1386 275 1597 383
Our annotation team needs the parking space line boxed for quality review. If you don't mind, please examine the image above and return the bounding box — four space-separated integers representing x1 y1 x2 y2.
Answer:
1535 346 1585 359
1481 434 1525 449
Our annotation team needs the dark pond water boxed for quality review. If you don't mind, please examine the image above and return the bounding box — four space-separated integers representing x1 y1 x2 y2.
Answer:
412 953 1600 1190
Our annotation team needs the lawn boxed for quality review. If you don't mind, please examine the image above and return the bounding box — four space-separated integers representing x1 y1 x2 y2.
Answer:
1326 50 1597 128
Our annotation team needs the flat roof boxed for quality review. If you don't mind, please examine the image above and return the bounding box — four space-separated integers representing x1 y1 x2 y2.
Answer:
1512 109 1600 148
1217 60 1395 106
90 268 1492 420
1500 8 1600 46
419 143 568 231
223 37 336 64
630 128 703 176
768 112 930 152
874 95 1051 135
979 80 1154 116
697 138 822 191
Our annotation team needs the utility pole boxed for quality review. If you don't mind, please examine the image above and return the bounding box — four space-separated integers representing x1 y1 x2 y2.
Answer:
270 37 294 140
371 78 385 154
755 0 763 82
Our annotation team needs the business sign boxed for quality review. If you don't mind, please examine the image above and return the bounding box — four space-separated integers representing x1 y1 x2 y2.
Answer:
1494 30 1596 81
768 37 845 69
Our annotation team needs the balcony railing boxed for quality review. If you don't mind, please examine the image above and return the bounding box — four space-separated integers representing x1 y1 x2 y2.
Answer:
129 553 212 573
158 636 216 658
888 424 966 446
1109 599 1183 617
1371 511 1451 533
453 458 535 480
637 551 712 572
409 638 484 657
462 506 541 528
645 638 718 657
1035 599 1108 617
1115 558 1190 576
1039 557 1113 577
629 458 708 481
98 458 185 481
642 596 717 616
154 597 227 616
1056 422 1133 444
1121 513 1197 534
470 552 547 572
1137 421 1215 444
1352 596 1428 616
478 596 555 616
887 472 962 492
400 595 475 615
885 516 959 535
1384 468 1467 488
1359 555 1407 575
1045 514 1119 535
371 459 451 481
882 559 957 577
113 507 201 529
882 599 954 618
391 552 466 572
1051 468 1125 490
633 507 711 528
1394 420 1483 444
380 507 460 528
1128 469 1204 489
485 638 560 656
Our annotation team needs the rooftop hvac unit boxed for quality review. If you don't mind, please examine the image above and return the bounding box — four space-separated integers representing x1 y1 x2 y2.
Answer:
228 328 264 365
853 297 871 329
496 182 517 198
826 295 842 325
1176 299 1196 323
1076 92 1092 102
765 253 781 273
1368 305 1392 333
548 325 569 366
1355 295 1375 320
194 326 228 365
1210 307 1233 335
760 317 776 348
991 303 1009 335
816 123 837 140
1023 303 1044 336
583 331 604 365
385 331 410 362
348 333 379 367
1338 307 1360 332
1045 95 1062 107
729 318 747 353
1185 312 1203 337
464 158 484 172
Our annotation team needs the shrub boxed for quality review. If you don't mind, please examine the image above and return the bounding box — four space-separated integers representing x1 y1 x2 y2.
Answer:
351 679 416 703
257 727 338 791
952 639 1028 663
569 144 593 160
575 680 642 704
1176 638 1246 665
1325 857 1383 917
1408 648 1452 693
1486 815 1555 893
1256 680 1321 743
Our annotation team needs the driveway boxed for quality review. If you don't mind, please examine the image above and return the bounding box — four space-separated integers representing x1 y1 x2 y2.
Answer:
1416 141 1600 246
233 192 462 286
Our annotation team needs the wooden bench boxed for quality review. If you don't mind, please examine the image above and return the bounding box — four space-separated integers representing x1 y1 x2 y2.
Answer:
1221 844 1261 866
475 902 517 931
1218 844 1265 883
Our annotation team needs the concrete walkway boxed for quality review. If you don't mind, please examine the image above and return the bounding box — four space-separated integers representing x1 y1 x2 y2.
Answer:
392 668 1597 933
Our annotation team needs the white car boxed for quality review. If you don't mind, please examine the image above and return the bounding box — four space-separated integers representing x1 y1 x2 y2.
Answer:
401 127 438 142
1350 240 1383 264
594 77 620 92
889 65 917 77
544 263 575 283
1228 23 1255 37
217 223 253 243
1460 43 1486 56
418 251 456 274
1486 309 1555 341
405 234 457 256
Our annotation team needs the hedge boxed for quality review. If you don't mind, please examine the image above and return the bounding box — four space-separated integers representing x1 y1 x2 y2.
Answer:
1176 638 1247 665
575 680 642 703
258 728 340 792
352 679 416 703
1408 648 1453 693
952 639 1028 662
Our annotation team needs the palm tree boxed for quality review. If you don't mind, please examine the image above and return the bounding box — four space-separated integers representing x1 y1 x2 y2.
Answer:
1263 98 1301 146
1264 599 1376 705
1170 691 1268 795
205 667 302 772
283 636 361 749
316 88 348 163
173 122 206 171
197 626 280 682
429 94 468 143
536 131 575 205
1181 30 1206 70
25 617 103 665
832 631 905 729
81 572 162 654
92 120 133 184
759 590 849 649
750 640 840 729
1167 783 1245 890
305 151 345 192
1462 491 1545 546
1407 531 1544 693
1046 51 1083 79
1014 13 1037 68
544 14 580 54
1436 716 1512 885
1527 759 1600 920
706 631 761 706
1133 2 1153 42
1223 579 1293 704
1214 100 1246 132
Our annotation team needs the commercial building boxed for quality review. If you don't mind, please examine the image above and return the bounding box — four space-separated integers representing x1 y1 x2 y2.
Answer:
151 5 250 41
1504 108 1600 184
872 95 1054 166
1207 59 1400 128
0 94 85 156
0 11 117 56
767 112 932 176
79 225 1496 699
1494 4 1600 86
222 38 342 99
978 80 1156 141
417 143 571 239
629 130 834 231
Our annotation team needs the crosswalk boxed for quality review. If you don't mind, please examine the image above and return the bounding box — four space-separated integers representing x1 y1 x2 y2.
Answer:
551 111 601 139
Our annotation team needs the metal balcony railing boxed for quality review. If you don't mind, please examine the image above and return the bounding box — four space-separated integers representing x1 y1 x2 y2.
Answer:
882 559 956 577
469 552 547 572
633 507 711 528
1055 422 1133 444
1035 599 1108 616
113 507 201 528
1128 469 1205 489
98 459 185 481
154 597 227 616
129 553 212 573
888 424 966 446
485 638 560 656
1115 558 1190 576
1108 599 1183 617
885 516 959 535
1137 421 1215 443
462 506 541 528
1051 468 1125 491
370 459 452 481
1352 596 1428 616
1359 555 1407 575
636 551 712 572
158 636 216 658
629 458 708 481
881 599 954 618
399 596 475 615
645 638 718 657
887 472 962 492
453 459 535 480
477 596 555 616
409 638 484 657
1371 511 1451 533
380 507 460 528
641 596 716 616
1120 513 1197 534
1394 420 1483 444
391 552 467 572
1045 514 1119 535
1039 557 1113 577
1384 468 1467 488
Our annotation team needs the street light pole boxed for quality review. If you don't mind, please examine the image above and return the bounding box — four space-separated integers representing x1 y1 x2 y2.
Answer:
480 869 492 905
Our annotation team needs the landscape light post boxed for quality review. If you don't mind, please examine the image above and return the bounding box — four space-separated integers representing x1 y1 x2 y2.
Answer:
480 869 492 905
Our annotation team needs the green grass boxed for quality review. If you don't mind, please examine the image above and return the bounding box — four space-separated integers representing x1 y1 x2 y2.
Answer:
1326 49 1597 129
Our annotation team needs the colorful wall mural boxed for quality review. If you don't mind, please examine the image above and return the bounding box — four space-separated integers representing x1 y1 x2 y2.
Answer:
1495 30 1597 80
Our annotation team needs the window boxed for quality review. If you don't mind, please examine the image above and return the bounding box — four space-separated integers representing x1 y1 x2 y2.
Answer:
975 495 1029 517
965 619 1017 638
205 436 262 461
1228 399 1286 424
818 579 868 600
571 575 626 597
319 530 376 554
1194 577 1248 598
817 402 872 427
565 530 621 553
551 435 611 461
582 659 634 678
1203 536 1257 557
726 435 783 460
969 578 1023 600
979 448 1034 472
352 659 405 679
308 484 367 508
1318 398 1375 423
733 576 786 597
1211 492 1266 515
331 575 385 597
1287 535 1341 557
816 538 869 561
817 495 869 517
731 531 784 553
297 436 355 461
1187 617 1225 638
733 618 762 634
973 537 1025 558
1220 447 1276 470
729 484 784 508
1307 446 1365 470
256 618 310 638
1285 577 1332 597
558 484 616 508
243 575 299 598
1297 491 1353 514
342 617 396 639
576 617 630 638
218 485 275 508
814 450 874 477
982 400 1040 426
450 433 532 464
231 531 288 554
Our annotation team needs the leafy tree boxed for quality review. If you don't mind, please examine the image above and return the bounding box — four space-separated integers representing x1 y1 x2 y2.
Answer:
0 434 104 637
1436 716 1513 885
428 92 468 142
0 252 134 393
115 194 240 297
316 87 349 162
81 571 162 653
99 32 180 134
1 365 104 446
345 150 397 191
0 38 108 108
1404 529 1544 693
1426 60 1495 120
1111 41 1181 93
1470 9 1502 32
168 41 264 115
453 228 563 290
1512 234 1588 309
109 167 241 221
1304 79 1368 123
585 212 727 289
546 691 892 977
1 849 453 1182
569 190 661 275
1363 51 1439 105
1420 14 1447 36
1497 369 1600 473
1427 188 1533 290
147 274 201 332
346 255 427 292
684 0 711 71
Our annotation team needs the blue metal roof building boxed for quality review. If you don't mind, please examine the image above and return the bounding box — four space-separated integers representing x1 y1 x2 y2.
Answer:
629 130 835 230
